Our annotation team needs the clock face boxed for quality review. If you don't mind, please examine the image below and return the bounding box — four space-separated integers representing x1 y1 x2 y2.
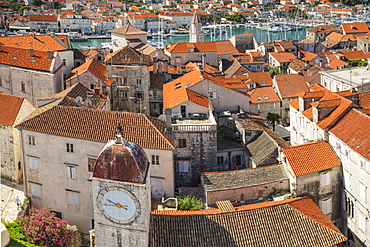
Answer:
97 186 140 224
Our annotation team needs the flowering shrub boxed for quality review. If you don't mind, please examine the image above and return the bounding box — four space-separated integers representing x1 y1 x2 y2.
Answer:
17 207 73 247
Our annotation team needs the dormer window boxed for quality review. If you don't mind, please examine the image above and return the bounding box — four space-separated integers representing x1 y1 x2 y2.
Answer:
264 96 269 100
257 96 262 101
262 80 266 85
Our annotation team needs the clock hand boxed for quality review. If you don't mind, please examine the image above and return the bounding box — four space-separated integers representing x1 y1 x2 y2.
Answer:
106 199 129 210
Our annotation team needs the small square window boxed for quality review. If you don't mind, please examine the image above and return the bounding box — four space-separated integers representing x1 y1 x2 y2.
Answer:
217 156 224 165
151 155 160 165
28 136 35 146
66 165 77 179
137 79 142 85
179 161 189 173
178 139 187 148
63 59 66 66
67 191 79 205
30 183 41 197
88 158 97 172
66 143 74 153
20 81 25 92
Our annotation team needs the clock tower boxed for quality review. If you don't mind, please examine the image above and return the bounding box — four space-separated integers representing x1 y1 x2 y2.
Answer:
92 134 150 247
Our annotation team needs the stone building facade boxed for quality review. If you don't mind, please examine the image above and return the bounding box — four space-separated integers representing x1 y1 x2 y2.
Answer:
0 94 35 183
105 45 151 115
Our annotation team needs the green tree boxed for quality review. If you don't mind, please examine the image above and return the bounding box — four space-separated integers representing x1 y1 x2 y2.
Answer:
266 112 281 131
176 196 204 210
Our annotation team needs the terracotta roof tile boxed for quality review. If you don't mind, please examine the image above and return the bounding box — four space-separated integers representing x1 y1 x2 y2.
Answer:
0 93 24 126
274 74 309 98
109 24 147 35
330 109 370 160
150 197 346 246
288 98 299 110
187 90 209 108
245 72 272 86
269 52 296 63
68 58 108 83
17 106 175 150
0 46 54 72
282 141 341 177
37 83 106 109
165 40 238 55
28 15 58 22
0 34 67 51
342 22 370 34
249 86 280 103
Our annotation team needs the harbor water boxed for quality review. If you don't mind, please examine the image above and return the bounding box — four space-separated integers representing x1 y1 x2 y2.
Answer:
72 25 307 49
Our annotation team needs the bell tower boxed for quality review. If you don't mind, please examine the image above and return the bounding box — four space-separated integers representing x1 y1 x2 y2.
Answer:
91 128 150 247
189 11 204 43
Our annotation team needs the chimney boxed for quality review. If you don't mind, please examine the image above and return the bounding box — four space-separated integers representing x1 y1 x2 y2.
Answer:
47 49 54 59
201 53 206 71
153 57 158 73
164 59 168 73
95 88 100 95
29 47 34 57
31 32 35 38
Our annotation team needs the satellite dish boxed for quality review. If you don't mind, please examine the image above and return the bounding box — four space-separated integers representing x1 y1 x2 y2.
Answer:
85 99 92 106
75 96 83 103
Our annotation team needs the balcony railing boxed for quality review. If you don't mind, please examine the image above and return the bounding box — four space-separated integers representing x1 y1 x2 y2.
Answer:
172 124 217 132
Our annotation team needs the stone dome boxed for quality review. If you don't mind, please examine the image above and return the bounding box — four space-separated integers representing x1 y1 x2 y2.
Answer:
92 135 149 184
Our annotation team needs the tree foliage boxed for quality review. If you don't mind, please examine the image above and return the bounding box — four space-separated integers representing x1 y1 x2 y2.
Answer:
4 221 39 247
349 59 368 67
266 112 281 131
16 207 73 246
176 196 204 210
226 13 246 23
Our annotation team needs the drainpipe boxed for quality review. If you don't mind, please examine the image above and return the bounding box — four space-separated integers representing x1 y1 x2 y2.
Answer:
19 129 27 197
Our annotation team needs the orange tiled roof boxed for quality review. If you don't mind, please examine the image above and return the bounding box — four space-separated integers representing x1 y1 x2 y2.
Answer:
245 72 272 86
165 40 238 55
28 15 58 22
288 98 299 110
0 34 68 51
269 52 296 63
68 58 108 83
341 50 370 61
0 46 54 72
274 74 309 98
187 89 209 108
342 22 370 34
109 25 147 35
0 93 24 126
163 70 204 108
282 141 341 177
150 197 346 246
330 109 370 160
17 106 175 150
249 86 280 103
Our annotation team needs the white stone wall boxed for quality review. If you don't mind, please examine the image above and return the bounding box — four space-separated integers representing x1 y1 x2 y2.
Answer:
289 105 326 145
0 63 63 107
329 133 370 245
249 101 282 119
58 50 74 79
190 80 250 112
111 33 147 52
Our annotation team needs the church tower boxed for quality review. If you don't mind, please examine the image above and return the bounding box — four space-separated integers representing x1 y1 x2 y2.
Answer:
189 11 204 43
92 132 150 247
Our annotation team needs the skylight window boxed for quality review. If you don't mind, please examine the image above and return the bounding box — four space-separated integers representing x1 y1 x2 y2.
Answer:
262 80 266 85
257 97 262 101
12 56 18 60
31 59 36 63
175 82 181 86
15 43 20 46
264 96 269 100
29 42 33 45
175 86 182 90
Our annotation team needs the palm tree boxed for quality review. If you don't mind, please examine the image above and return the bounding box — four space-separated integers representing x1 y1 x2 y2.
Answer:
266 112 281 131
